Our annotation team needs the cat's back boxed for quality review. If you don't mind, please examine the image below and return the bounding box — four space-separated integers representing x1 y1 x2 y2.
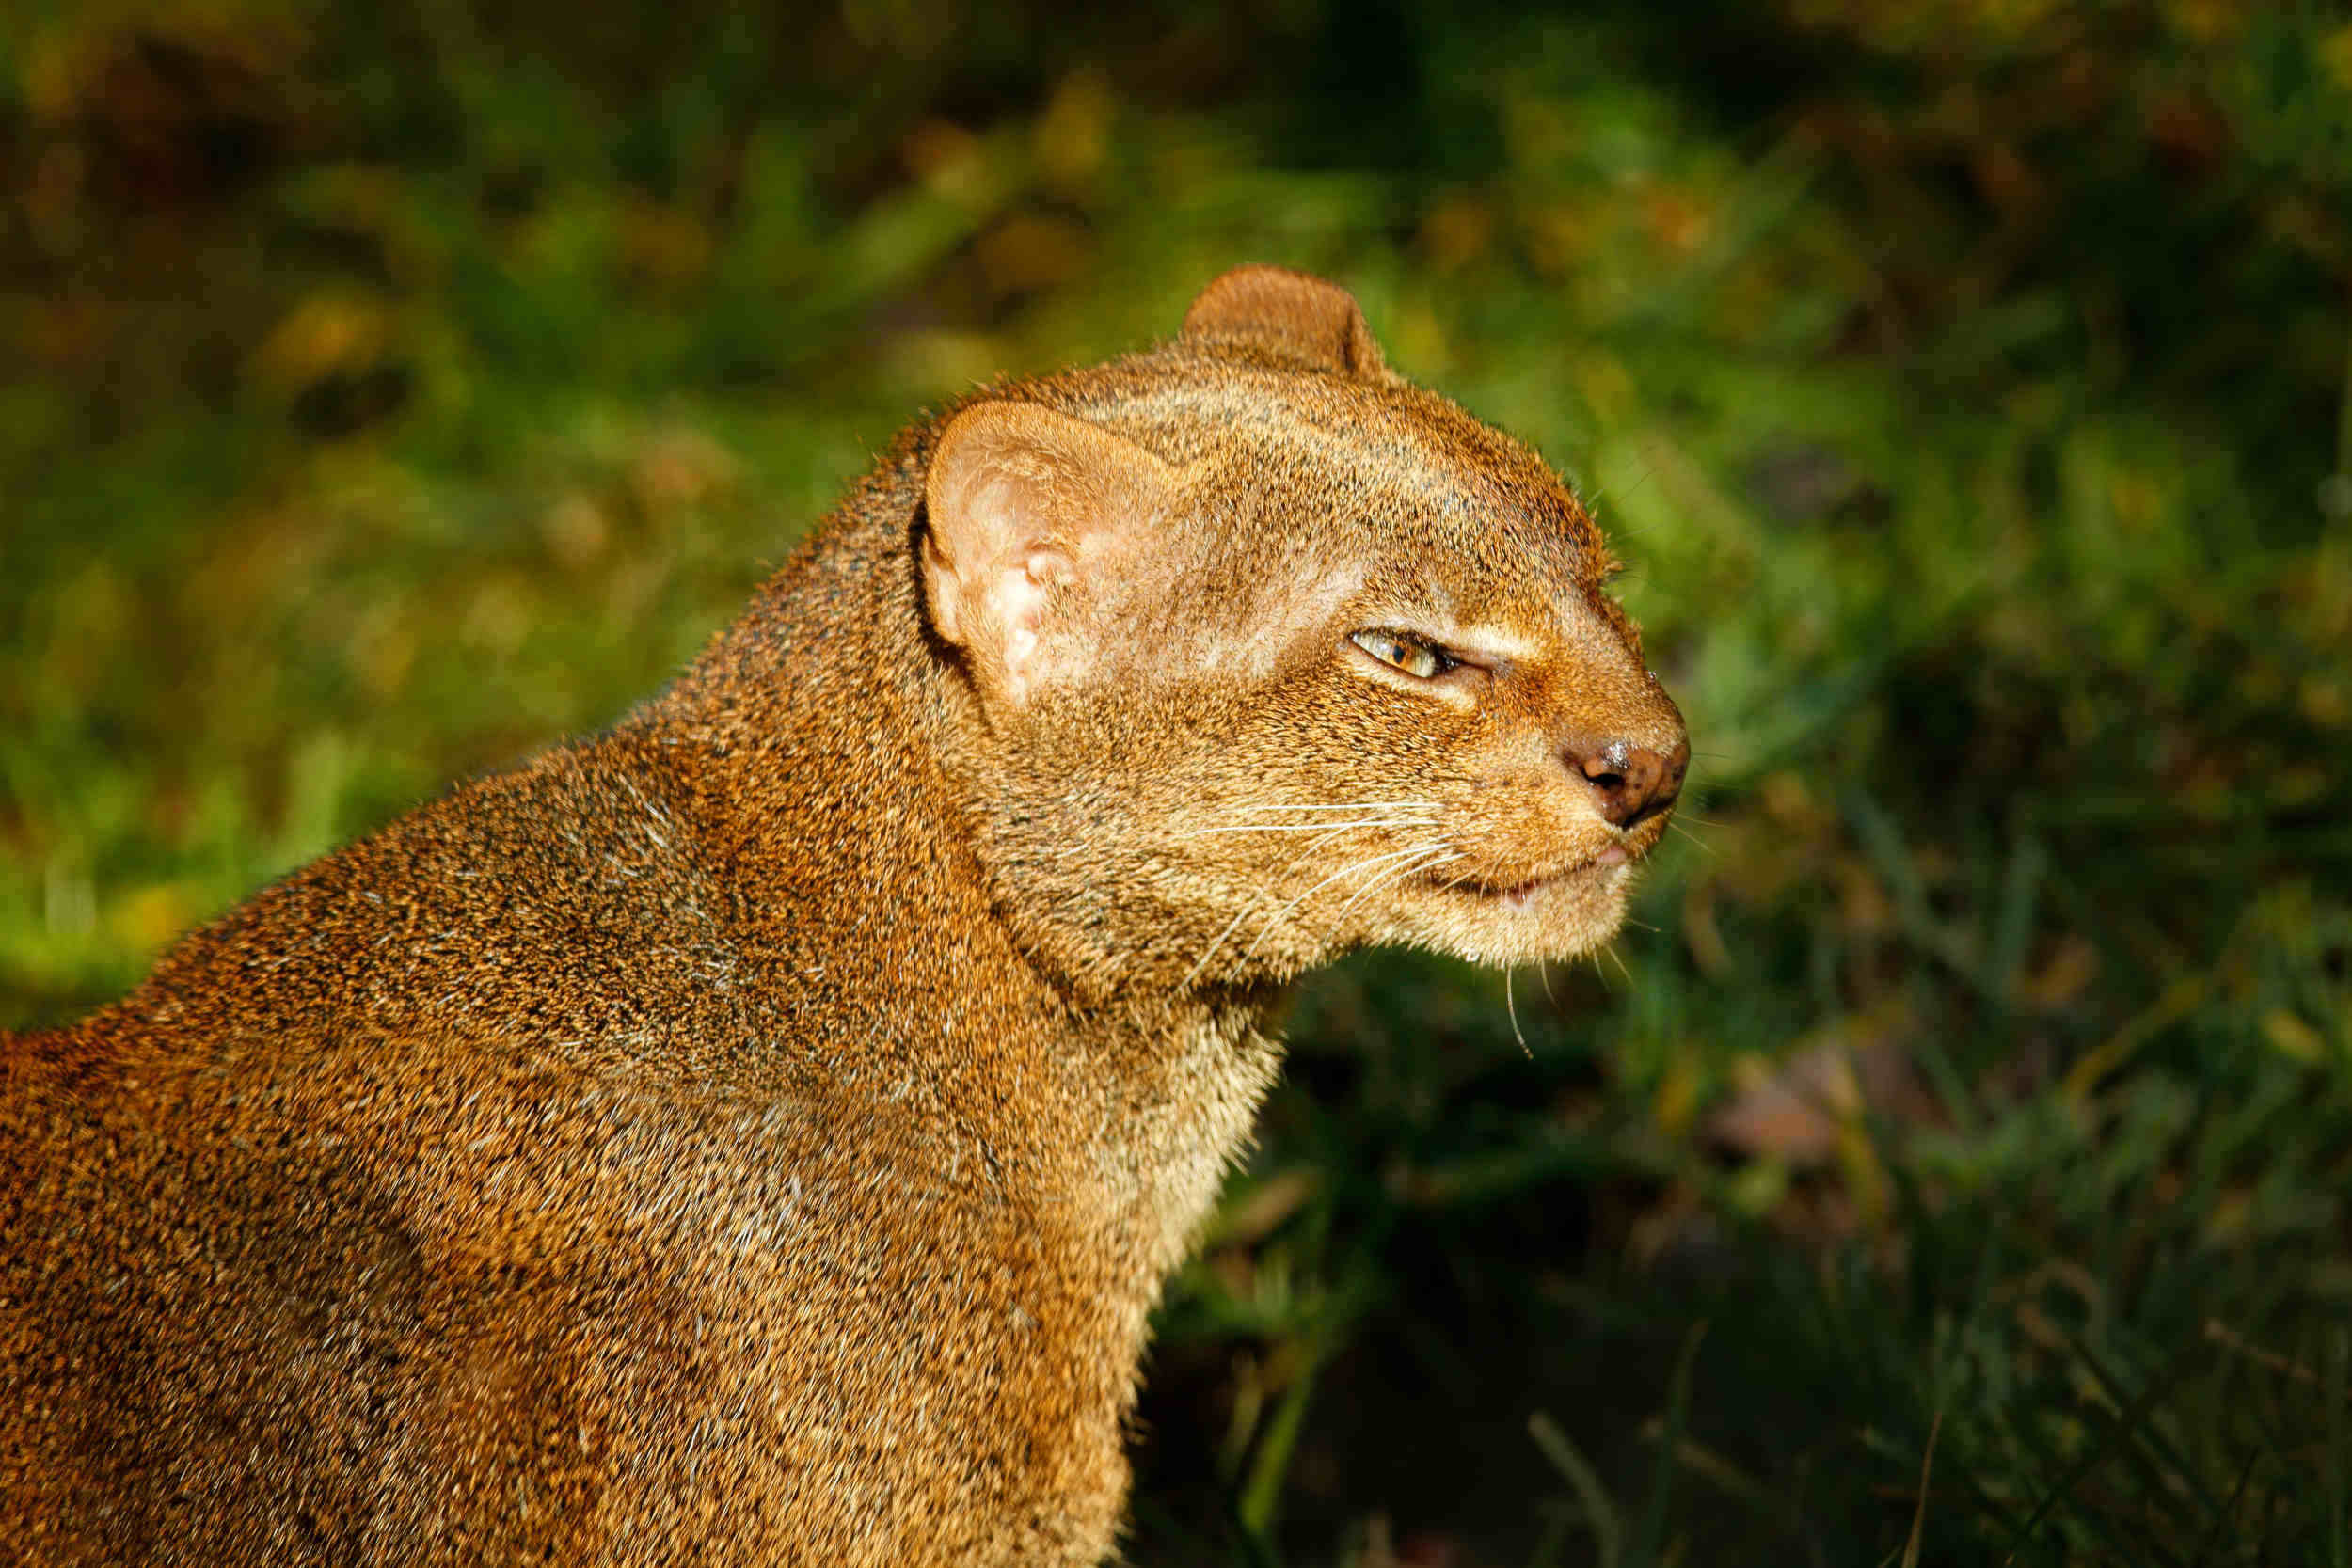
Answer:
0 712 1127 1564
0 738 756 1561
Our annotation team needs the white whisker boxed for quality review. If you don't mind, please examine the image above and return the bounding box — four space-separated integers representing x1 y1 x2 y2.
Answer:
1505 965 1529 1056
1241 842 1443 962
1328 847 1460 930
1179 899 1264 990
1667 820 1715 855
1216 800 1443 812
1182 818 1438 837
1274 818 1409 862
1185 840 1443 985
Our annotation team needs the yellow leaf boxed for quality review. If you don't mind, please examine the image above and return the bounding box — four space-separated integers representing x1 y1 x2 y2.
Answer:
2260 1007 2327 1065
108 882 199 953
1654 1049 1705 1138
2322 24 2352 92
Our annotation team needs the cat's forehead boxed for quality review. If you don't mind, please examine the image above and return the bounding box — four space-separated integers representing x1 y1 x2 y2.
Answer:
1098 370 1606 588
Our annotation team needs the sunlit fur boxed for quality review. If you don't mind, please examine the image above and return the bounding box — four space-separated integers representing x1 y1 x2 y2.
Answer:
930 321 1685 996
0 268 1683 1566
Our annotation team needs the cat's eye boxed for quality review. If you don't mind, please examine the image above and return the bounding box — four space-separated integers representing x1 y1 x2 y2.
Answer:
1349 628 1456 679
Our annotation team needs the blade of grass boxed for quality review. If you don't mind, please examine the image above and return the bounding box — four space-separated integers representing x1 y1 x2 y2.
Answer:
1629 1320 1707 1567
1526 1504 1576 1568
1634 1417 1797 1529
2329 1323 2347 1568
1237 1331 1325 1538
1899 1407 1942 1568
1225 1488 1285 1568
1987 833 2046 1009
1528 1410 1622 1568
2063 1329 2226 1533
2190 1448 2265 1567
2008 1323 2207 1559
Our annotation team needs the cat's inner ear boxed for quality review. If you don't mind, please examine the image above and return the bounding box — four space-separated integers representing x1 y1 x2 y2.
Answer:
922 400 1178 705
1180 264 1392 380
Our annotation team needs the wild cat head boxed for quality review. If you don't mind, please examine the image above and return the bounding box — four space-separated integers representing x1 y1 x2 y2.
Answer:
918 265 1686 991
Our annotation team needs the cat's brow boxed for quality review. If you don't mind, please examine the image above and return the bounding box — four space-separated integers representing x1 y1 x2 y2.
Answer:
1391 601 1545 662
1452 624 1543 662
1375 570 1595 662
1550 583 1617 629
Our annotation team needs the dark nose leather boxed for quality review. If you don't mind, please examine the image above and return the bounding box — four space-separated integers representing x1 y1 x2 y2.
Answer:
1569 736 1689 829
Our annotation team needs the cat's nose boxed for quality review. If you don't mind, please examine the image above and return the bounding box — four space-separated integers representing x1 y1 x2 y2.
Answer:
1568 736 1688 829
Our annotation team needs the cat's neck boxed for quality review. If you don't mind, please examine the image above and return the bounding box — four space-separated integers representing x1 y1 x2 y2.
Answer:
647 496 1285 1284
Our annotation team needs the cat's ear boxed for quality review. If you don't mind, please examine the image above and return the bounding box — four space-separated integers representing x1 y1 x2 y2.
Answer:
1180 264 1393 380
922 400 1179 705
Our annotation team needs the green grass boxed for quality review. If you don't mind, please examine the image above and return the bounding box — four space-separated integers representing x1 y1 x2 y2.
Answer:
5 2 2349 1561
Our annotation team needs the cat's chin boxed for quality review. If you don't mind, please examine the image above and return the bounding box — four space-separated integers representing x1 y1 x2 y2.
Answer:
1393 858 1639 967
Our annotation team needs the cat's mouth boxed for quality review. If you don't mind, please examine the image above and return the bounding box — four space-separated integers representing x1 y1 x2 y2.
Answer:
1444 844 1631 909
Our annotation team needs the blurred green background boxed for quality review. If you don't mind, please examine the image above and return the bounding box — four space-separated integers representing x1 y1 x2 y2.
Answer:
5 1 2350 1561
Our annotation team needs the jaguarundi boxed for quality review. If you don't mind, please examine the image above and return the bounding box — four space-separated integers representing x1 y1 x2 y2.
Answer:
1 265 1688 1564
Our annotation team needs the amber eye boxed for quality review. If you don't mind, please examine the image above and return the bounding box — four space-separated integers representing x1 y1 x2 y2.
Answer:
1349 628 1455 679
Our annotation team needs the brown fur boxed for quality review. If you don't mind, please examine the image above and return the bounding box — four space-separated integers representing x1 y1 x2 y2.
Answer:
0 268 1685 1564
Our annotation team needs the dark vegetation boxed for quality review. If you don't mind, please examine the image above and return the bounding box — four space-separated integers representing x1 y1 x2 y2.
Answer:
5 1 2349 1561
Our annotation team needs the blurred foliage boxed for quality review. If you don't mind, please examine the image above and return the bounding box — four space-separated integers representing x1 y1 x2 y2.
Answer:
5 0 2351 1562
